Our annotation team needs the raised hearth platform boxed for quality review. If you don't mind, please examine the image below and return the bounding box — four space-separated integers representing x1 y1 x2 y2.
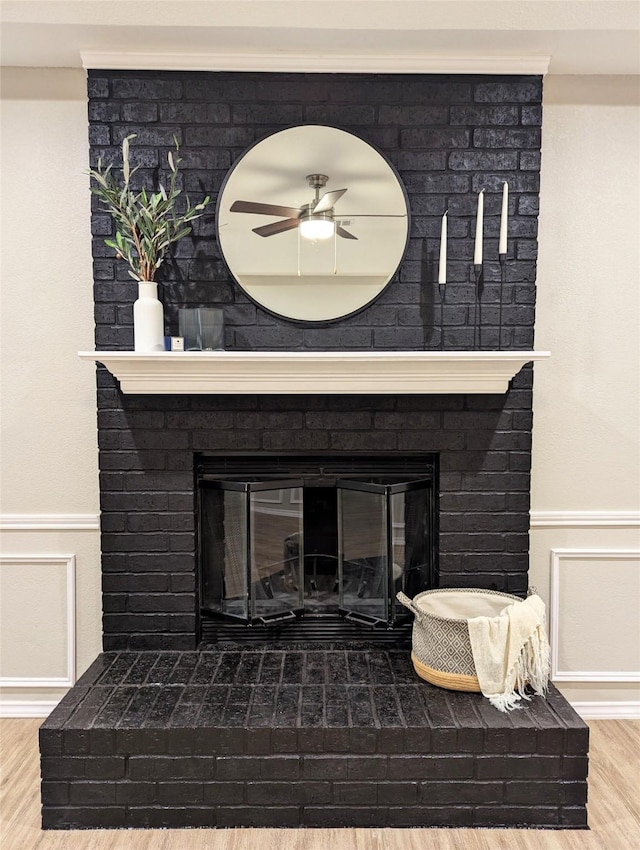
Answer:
40 649 588 830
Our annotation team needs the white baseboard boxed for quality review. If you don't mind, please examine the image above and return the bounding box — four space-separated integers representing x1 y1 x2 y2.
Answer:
571 701 640 720
0 699 59 718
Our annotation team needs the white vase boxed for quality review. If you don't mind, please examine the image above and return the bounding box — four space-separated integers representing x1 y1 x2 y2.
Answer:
133 281 165 352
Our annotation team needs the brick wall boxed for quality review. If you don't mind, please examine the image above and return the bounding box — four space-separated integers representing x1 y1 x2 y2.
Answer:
88 71 541 650
40 652 588 830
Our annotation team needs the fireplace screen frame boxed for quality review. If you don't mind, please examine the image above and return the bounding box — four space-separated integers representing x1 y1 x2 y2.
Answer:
336 478 433 627
196 454 438 638
200 478 306 625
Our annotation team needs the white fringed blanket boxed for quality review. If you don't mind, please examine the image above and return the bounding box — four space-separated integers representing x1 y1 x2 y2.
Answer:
467 593 551 712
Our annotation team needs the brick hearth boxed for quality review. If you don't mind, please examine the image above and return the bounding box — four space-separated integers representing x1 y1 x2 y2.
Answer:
40 648 588 829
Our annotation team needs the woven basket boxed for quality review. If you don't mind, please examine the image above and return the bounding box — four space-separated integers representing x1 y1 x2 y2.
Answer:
396 587 523 692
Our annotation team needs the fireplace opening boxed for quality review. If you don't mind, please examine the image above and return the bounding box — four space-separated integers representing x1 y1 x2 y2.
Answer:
197 454 438 645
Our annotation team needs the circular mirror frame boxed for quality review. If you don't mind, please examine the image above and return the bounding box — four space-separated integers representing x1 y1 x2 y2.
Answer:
215 125 411 324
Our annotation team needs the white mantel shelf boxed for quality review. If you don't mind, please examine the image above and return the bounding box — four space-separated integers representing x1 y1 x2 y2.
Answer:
79 351 550 395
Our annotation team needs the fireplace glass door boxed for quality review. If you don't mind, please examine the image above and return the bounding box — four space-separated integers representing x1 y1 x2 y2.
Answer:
199 472 433 631
200 479 304 624
337 479 432 627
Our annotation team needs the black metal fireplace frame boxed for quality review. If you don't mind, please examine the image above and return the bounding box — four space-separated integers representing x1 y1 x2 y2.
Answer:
195 452 439 646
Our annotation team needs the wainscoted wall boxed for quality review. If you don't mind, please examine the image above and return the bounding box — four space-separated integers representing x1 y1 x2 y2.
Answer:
0 518 101 717
529 517 640 718
0 551 77 688
0 69 102 718
531 75 640 719
1 69 638 716
88 70 541 650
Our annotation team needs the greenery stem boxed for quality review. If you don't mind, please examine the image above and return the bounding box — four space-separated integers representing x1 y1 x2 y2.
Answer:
88 134 211 283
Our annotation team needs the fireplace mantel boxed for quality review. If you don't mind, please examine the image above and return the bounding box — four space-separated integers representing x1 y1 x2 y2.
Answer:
79 350 549 395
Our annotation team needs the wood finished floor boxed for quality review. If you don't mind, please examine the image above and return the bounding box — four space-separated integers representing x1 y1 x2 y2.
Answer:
1 719 638 849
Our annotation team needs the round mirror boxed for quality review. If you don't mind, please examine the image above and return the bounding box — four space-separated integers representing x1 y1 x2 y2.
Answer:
216 125 410 323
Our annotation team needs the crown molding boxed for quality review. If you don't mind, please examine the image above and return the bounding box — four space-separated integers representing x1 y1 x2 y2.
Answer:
81 51 551 76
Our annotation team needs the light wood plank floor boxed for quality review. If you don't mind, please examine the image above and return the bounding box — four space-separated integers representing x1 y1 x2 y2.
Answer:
1 719 638 849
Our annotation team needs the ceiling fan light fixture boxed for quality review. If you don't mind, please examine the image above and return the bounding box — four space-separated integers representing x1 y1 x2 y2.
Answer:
299 207 335 240
299 217 335 240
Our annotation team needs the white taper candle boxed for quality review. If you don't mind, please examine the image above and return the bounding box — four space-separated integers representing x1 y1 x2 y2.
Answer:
473 189 484 265
438 211 447 284
499 181 509 254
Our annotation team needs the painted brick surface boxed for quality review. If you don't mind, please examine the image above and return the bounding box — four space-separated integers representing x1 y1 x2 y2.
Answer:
40 650 588 830
88 71 542 649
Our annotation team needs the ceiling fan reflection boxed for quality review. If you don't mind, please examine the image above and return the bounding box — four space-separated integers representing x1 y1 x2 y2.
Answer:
230 174 356 241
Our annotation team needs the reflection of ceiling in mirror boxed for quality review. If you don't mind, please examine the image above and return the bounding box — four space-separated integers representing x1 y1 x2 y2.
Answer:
240 276 392 322
219 125 407 217
225 218 408 276
217 125 409 322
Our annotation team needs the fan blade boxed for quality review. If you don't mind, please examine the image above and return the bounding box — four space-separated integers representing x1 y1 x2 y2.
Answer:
230 200 301 218
312 188 347 213
252 218 300 237
336 225 358 241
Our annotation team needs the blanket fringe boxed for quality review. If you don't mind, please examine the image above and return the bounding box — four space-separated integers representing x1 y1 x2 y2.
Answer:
487 624 551 713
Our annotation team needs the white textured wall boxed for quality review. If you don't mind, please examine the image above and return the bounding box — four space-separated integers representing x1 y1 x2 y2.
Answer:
531 76 640 716
0 69 98 509
0 68 101 714
0 69 638 716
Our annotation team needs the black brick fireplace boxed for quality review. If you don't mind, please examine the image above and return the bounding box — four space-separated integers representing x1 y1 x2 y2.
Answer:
97 379 534 652
39 69 589 831
90 70 540 651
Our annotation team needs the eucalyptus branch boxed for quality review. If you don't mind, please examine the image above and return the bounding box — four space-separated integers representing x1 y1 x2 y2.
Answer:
88 134 211 282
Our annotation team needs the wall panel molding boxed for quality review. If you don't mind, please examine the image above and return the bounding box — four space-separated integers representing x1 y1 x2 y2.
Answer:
531 510 640 528
0 514 99 531
550 548 640 683
0 555 76 688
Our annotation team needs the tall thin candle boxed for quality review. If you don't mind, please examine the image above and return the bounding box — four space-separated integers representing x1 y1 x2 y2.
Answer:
438 211 447 284
473 189 484 265
499 181 509 255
